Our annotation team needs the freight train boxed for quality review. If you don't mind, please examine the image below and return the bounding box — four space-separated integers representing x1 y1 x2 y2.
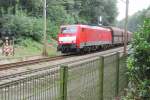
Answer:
57 24 132 53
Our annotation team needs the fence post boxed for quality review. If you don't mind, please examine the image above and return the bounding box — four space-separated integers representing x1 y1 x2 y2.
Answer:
60 65 68 100
99 56 104 100
115 52 120 97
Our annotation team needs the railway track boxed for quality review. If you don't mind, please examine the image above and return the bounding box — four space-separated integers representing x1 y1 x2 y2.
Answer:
0 46 127 81
0 53 94 81
0 50 105 71
0 55 69 70
0 54 74 80
0 45 124 71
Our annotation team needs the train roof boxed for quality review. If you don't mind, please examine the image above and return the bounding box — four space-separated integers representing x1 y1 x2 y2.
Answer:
104 26 124 32
60 24 111 31
104 26 132 34
60 25 132 34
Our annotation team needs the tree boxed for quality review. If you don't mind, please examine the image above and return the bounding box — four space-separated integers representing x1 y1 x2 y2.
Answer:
79 0 117 25
0 0 17 15
0 0 118 42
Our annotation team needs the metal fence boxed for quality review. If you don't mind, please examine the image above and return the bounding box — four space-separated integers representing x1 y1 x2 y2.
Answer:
0 52 127 100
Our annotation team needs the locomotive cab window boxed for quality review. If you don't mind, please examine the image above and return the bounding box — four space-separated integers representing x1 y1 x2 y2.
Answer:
61 26 77 34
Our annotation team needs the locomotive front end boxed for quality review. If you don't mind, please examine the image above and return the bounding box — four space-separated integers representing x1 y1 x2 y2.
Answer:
57 25 78 53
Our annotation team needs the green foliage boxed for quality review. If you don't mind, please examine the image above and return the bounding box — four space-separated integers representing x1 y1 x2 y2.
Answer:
1 14 44 42
126 18 150 99
0 0 118 44
79 0 117 25
47 22 59 39
47 5 75 25
0 0 16 15
19 0 43 16
19 38 42 50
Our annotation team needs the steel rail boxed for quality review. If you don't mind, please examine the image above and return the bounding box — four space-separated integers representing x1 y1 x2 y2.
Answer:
0 55 68 70
0 46 126 80
0 48 125 81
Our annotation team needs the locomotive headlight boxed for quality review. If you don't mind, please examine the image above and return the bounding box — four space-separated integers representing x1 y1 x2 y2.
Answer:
59 36 76 43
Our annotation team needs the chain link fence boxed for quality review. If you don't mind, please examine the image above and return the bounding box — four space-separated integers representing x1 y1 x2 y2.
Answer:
0 52 128 100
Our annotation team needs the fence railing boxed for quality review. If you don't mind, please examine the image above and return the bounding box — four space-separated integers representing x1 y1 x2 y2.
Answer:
0 52 127 100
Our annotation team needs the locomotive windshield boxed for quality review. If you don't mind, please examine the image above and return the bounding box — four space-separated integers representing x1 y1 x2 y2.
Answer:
61 26 77 34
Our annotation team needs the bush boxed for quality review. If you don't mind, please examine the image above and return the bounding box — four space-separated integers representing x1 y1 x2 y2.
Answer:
0 6 87 44
0 13 78 43
0 14 44 42
47 22 59 39
126 18 150 99
19 38 42 50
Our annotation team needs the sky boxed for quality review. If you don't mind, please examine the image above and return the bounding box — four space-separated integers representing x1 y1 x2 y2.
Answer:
117 0 150 21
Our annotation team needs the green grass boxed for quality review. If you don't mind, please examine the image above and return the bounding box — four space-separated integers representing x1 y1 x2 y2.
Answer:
0 38 60 59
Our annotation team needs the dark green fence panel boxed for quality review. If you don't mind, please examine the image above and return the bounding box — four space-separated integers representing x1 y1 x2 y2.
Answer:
67 57 100 100
99 56 104 100
0 52 128 100
119 54 128 96
103 53 117 100
0 67 61 100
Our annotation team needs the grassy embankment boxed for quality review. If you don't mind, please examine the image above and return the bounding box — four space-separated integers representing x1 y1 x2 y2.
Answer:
0 38 60 58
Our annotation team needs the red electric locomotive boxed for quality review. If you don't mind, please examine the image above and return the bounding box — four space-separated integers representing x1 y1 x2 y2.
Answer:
57 24 131 53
